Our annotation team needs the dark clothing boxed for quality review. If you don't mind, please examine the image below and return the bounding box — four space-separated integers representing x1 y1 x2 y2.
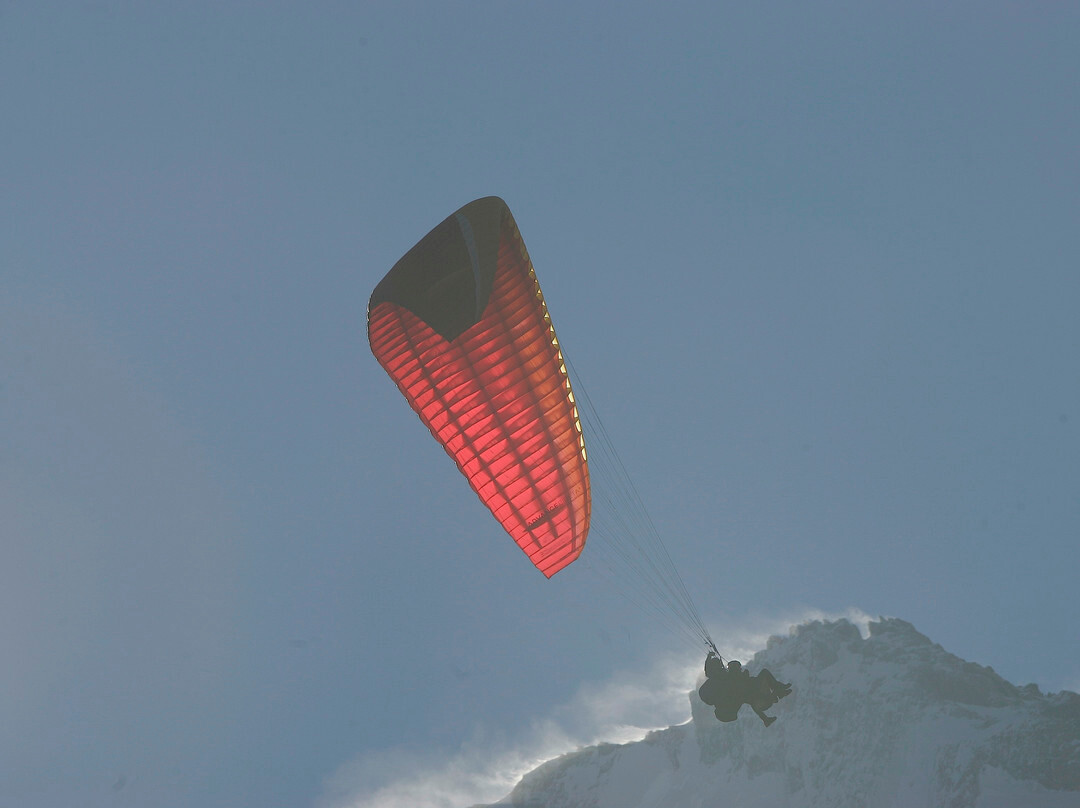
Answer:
698 671 741 721
748 668 785 708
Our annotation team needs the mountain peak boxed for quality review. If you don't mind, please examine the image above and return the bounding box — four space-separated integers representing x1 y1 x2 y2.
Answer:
747 616 1065 711
490 617 1080 808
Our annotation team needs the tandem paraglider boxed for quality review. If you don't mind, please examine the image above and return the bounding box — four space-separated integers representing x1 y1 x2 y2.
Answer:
698 650 792 727
367 196 792 722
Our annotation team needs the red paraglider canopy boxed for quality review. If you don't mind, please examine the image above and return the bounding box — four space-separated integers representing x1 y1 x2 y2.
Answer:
368 197 590 577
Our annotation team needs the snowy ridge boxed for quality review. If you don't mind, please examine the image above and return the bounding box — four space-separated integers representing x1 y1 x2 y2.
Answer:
478 618 1080 808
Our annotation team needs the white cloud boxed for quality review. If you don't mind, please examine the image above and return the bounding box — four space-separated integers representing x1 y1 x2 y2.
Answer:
318 659 693 808
319 607 876 808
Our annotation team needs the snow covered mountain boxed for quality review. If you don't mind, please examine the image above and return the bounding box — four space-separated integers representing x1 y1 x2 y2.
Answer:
479 618 1080 808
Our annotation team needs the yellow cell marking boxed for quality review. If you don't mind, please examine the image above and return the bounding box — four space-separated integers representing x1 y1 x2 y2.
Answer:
509 212 590 481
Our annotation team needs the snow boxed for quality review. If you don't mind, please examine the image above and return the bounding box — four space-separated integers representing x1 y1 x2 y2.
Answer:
480 617 1080 808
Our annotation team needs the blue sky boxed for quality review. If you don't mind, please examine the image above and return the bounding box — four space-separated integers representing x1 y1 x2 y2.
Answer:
3 3 1078 807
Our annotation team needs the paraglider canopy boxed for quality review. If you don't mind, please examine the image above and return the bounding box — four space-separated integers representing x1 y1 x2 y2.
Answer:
368 197 591 577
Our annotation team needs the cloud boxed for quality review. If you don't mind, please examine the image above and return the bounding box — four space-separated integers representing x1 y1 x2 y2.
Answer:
318 658 694 808
319 607 875 808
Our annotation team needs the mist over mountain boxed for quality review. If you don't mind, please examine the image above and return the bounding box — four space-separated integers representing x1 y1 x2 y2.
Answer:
480 618 1080 808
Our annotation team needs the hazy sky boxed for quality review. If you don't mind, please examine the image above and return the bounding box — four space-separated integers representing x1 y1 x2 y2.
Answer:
3 3 1078 807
